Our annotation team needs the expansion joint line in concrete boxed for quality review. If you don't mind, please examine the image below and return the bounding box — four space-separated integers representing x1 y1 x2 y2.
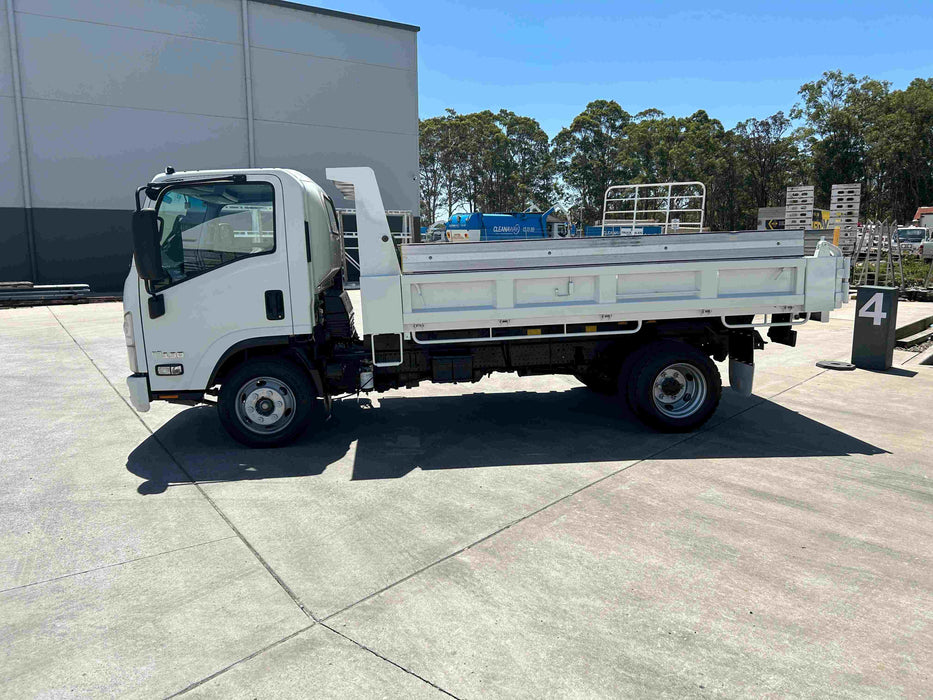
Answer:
318 622 462 699
0 536 239 595
163 621 461 699
164 623 317 698
45 307 316 619
46 307 461 700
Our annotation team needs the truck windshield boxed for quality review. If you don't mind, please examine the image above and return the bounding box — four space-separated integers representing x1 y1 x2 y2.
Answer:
155 182 274 287
897 229 925 242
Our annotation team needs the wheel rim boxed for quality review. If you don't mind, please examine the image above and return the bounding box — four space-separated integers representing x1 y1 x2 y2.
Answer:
650 362 707 419
234 376 296 435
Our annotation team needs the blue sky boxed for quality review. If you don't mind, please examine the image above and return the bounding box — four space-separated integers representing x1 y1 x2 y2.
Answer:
306 0 933 137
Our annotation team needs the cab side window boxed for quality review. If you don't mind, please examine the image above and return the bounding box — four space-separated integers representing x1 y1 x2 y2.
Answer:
155 182 275 287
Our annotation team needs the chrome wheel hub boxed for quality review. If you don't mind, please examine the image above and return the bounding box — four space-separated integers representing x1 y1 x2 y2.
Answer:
651 363 707 418
236 377 295 434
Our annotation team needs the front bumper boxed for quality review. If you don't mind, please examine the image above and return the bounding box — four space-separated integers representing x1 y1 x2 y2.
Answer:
127 374 150 412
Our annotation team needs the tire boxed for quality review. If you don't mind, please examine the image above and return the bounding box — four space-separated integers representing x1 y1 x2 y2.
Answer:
217 357 322 447
624 340 721 432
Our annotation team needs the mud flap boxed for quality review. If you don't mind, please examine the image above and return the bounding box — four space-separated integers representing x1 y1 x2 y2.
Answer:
728 358 754 397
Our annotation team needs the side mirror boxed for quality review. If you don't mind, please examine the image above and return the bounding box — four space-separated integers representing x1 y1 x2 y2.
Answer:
132 209 165 281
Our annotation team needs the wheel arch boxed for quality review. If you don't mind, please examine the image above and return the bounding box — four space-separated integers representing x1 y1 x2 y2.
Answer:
591 318 727 368
208 336 296 388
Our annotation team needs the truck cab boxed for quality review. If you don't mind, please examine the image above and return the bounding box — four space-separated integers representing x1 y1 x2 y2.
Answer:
124 168 347 419
897 226 926 255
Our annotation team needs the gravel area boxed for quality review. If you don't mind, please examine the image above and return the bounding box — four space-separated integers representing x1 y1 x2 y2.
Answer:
905 338 933 353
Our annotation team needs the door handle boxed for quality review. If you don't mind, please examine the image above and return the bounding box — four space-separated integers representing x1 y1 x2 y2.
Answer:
264 290 285 320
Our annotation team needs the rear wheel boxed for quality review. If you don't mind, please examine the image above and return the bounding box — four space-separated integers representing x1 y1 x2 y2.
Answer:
625 341 721 432
218 358 322 447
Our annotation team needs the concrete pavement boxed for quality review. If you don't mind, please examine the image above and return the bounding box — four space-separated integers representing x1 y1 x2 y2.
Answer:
1 298 931 698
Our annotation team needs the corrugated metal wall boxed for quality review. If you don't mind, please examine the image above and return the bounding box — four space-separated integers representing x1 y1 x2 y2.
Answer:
0 0 419 291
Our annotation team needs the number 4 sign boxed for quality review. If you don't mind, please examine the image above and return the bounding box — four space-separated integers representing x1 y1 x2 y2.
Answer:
858 292 887 326
851 286 898 370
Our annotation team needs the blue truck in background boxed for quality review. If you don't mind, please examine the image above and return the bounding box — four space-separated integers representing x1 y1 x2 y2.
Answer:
443 208 576 241
419 211 663 242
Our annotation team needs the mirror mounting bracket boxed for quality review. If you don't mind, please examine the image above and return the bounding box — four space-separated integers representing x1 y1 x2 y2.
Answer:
148 293 165 319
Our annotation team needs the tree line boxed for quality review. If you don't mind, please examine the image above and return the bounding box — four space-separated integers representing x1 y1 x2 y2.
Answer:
419 71 933 230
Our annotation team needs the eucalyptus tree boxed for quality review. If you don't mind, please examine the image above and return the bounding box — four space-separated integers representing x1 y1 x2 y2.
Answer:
552 100 632 225
733 111 801 208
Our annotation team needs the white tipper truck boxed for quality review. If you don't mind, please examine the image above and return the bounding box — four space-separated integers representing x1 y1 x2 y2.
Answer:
123 167 849 447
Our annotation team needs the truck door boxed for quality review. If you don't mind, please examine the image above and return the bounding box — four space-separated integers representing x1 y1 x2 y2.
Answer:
139 174 293 393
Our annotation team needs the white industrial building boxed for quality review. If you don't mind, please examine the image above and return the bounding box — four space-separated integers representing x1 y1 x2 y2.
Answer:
0 0 419 290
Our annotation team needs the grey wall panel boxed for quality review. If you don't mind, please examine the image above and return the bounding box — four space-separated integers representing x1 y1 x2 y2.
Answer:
254 120 418 212
250 47 417 135
1 0 419 289
32 207 131 290
0 208 31 281
24 99 249 209
0 0 14 97
16 0 242 44
0 97 24 207
16 12 246 118
249 1 416 71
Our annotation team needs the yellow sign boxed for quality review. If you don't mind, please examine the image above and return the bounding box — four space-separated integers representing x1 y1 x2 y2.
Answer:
811 209 830 229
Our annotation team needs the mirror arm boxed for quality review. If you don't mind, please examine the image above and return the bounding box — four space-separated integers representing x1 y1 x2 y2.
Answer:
134 186 148 212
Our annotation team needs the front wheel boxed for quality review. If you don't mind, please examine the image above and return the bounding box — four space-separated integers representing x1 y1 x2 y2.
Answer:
217 358 322 447
625 341 721 432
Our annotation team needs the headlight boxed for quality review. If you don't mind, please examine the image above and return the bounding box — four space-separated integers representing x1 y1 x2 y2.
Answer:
123 312 139 373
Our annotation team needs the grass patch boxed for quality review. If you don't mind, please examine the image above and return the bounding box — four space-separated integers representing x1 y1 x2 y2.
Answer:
853 256 933 287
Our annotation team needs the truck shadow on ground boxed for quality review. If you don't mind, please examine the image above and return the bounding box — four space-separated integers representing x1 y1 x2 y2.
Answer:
126 386 886 494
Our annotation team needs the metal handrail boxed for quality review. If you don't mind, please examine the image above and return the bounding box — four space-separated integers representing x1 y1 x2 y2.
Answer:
720 315 809 329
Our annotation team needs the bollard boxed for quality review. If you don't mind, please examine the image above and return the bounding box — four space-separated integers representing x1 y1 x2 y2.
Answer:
851 286 898 370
